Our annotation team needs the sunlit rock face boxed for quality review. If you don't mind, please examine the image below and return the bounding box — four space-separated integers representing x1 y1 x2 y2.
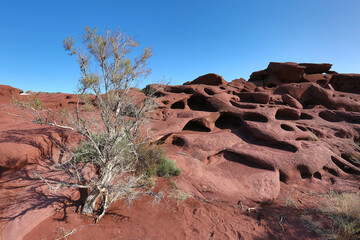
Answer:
149 62 360 204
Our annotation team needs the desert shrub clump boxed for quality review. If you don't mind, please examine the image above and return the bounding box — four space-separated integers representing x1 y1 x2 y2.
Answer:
156 157 181 177
134 142 181 178
74 135 180 178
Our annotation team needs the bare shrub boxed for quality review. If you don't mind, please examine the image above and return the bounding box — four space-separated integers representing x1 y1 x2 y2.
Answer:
13 27 176 222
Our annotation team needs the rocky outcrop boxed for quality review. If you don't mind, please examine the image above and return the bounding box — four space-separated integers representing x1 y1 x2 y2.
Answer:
148 62 360 205
329 74 360 94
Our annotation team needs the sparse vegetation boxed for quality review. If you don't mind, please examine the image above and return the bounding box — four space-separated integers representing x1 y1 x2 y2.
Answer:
12 92 43 110
284 197 297 208
12 27 180 222
301 191 360 240
156 157 181 177
168 180 189 201
310 130 318 141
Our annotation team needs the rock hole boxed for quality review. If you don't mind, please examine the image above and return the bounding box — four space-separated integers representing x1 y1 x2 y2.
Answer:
279 170 289 183
153 92 165 98
313 172 322 180
204 88 215 95
184 89 194 94
172 137 186 147
230 101 257 109
242 112 268 123
300 113 314 120
319 111 343 122
267 83 276 88
65 95 71 99
183 120 211 132
296 125 307 132
331 156 360 174
281 124 294 131
341 153 360 168
275 109 300 120
297 165 312 179
215 113 242 129
330 177 336 184
187 96 217 112
316 80 327 85
171 100 185 109
323 166 339 176
222 151 274 171
162 100 170 105
220 86 226 90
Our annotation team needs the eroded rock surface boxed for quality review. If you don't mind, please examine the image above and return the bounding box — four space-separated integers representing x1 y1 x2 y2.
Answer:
0 63 360 239
149 62 360 205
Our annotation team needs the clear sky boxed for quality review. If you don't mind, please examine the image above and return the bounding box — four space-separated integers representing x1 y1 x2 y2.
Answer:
1 0 360 93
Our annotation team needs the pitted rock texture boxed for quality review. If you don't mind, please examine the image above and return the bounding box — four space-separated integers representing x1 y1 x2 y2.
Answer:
149 62 360 205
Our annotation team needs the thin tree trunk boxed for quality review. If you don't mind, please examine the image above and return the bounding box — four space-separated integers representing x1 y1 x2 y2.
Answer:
81 189 101 215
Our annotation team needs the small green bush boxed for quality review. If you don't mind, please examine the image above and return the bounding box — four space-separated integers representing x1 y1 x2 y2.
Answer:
156 157 181 177
75 137 181 179
135 143 166 177
135 143 181 178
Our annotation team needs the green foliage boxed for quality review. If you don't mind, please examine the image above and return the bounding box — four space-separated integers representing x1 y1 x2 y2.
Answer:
135 143 166 177
156 157 181 177
135 143 181 178
73 132 130 167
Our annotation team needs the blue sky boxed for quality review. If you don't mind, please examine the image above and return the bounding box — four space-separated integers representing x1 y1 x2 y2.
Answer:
1 0 360 93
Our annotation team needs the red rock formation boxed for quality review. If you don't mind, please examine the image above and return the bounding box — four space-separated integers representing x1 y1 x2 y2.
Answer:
1 62 360 239
148 62 360 206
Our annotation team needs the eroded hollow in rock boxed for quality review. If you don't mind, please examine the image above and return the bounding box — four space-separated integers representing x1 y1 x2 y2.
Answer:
187 96 217 112
280 124 294 131
297 165 312 179
323 166 339 176
204 88 215 95
242 112 268 122
279 170 289 183
183 120 211 132
171 137 186 147
220 150 275 171
267 83 277 88
341 153 360 168
171 100 185 109
215 113 242 129
313 172 322 180
230 101 257 109
300 113 314 120
275 109 299 120
319 111 343 122
331 156 359 174
296 125 307 132
153 91 165 98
